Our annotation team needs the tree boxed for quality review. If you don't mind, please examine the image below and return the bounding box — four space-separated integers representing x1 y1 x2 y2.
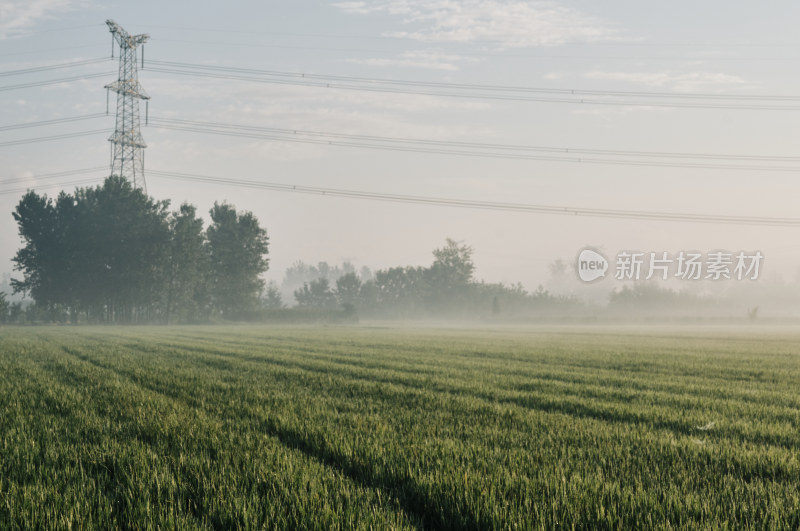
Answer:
430 238 475 287
0 292 8 323
11 190 62 308
206 202 270 319
262 281 284 309
12 179 273 324
335 272 362 307
372 266 427 317
280 260 359 302
12 176 171 323
425 238 475 313
359 265 373 283
8 302 23 323
71 176 171 322
294 278 336 309
164 204 209 323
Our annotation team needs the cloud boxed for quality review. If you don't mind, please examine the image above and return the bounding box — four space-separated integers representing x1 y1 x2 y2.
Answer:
584 70 748 93
347 49 479 71
332 0 620 48
0 0 82 39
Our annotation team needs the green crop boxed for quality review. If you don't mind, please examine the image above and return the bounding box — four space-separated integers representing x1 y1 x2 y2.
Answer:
0 325 798 529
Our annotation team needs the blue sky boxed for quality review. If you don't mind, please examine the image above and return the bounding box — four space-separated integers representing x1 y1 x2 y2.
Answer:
3 0 800 294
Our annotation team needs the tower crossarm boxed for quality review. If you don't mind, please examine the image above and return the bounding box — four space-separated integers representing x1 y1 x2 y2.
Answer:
106 20 149 49
104 79 150 100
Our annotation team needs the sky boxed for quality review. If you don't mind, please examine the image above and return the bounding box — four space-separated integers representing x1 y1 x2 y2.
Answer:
3 0 800 298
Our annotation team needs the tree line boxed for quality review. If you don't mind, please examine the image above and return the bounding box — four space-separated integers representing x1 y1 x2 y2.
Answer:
8 177 752 324
13 177 736 325
286 239 583 320
10 176 269 324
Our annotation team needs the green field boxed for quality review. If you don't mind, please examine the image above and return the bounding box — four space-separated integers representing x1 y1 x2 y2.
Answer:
1 325 799 529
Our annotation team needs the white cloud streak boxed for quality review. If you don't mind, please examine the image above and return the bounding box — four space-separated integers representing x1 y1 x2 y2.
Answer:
0 0 83 39
333 0 619 48
347 49 479 71
584 70 748 93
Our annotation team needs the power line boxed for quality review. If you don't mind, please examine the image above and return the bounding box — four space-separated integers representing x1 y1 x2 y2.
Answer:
0 168 108 196
0 113 107 132
148 169 800 227
147 116 800 172
144 59 800 110
6 166 795 227
154 37 417 56
0 72 114 92
154 37 800 62
0 178 105 196
0 57 110 77
149 61 781 101
150 116 800 161
0 129 110 147
145 66 800 111
144 25 415 41
6 23 106 37
0 44 105 58
0 167 107 187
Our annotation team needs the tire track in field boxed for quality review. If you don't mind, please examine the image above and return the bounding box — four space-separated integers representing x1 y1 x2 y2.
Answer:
48 333 800 487
54 341 470 528
106 330 800 419
37 333 800 525
59 330 800 436
52 341 429 530
78 332 800 453
57 334 560 528
60 347 490 530
59 335 800 491
70 328 800 413
256 417 490 530
147 337 800 451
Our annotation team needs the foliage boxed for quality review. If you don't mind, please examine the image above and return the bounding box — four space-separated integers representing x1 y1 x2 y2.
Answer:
288 238 583 320
12 176 170 322
294 278 337 309
11 178 269 323
164 203 209 323
206 202 270 320
0 292 8 323
608 282 718 317
334 272 361 308
262 281 285 309
281 260 362 302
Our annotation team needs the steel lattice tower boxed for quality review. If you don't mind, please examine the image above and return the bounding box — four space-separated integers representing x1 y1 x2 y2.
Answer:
105 20 149 192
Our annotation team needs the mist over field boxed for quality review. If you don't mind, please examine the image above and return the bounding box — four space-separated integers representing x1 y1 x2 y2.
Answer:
5 231 798 325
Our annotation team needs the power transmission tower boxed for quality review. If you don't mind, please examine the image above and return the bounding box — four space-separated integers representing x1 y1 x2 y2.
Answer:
105 20 149 192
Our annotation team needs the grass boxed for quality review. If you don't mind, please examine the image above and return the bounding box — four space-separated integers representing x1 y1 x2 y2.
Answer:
0 324 799 529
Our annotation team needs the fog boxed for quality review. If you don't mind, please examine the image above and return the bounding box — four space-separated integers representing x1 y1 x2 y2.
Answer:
260 241 800 324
